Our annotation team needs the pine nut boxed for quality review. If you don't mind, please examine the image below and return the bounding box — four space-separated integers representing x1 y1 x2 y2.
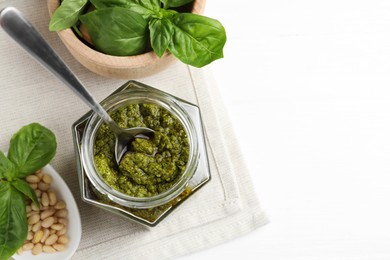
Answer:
28 214 40 225
41 192 49 207
41 216 55 228
35 189 42 198
27 211 36 218
26 205 31 213
27 231 33 241
35 172 43 179
38 182 49 191
54 200 66 210
26 175 40 184
31 221 41 233
58 218 68 226
51 224 64 231
43 245 56 253
56 226 67 236
41 228 50 243
32 243 42 255
55 209 68 218
22 242 34 251
32 230 43 244
41 209 55 220
42 174 52 184
48 190 57 205
53 243 66 251
31 203 40 211
57 235 68 245
45 234 58 245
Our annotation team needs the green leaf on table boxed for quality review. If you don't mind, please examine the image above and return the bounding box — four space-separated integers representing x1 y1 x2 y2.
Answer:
161 0 194 9
0 151 16 181
49 0 89 31
149 18 174 57
80 7 148 56
0 182 27 260
7 123 57 177
168 13 227 67
11 179 39 208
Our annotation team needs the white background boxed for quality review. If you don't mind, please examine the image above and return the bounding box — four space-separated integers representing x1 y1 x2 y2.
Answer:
183 0 390 259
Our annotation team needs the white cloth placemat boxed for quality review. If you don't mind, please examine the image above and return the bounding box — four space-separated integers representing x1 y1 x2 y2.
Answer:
0 1 268 259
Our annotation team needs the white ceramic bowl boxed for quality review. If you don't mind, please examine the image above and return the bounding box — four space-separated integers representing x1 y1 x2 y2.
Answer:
12 165 81 260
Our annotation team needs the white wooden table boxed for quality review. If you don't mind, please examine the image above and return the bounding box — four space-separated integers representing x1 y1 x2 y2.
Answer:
183 0 390 259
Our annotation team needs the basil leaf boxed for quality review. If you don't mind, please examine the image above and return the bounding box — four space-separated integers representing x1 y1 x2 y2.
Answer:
159 8 177 18
161 0 194 9
0 182 27 260
80 7 148 56
49 0 89 31
0 151 16 181
168 13 226 67
89 0 129 8
149 18 174 57
90 0 160 19
8 123 57 177
12 179 39 208
128 0 161 19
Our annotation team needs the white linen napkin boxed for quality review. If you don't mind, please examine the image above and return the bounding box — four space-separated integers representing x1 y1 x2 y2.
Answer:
0 1 268 259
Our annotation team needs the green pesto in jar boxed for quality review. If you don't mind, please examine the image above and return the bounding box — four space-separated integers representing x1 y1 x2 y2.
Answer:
93 103 189 197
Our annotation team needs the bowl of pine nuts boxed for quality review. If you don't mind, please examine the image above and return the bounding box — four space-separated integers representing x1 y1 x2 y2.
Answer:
12 165 81 259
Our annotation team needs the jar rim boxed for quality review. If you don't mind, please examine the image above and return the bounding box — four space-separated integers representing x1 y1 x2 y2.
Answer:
81 88 199 208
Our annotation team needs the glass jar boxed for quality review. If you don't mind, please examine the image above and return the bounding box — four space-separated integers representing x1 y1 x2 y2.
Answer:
72 81 211 227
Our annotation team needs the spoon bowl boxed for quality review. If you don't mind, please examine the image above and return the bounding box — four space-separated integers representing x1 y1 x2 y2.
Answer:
0 7 154 164
115 127 155 164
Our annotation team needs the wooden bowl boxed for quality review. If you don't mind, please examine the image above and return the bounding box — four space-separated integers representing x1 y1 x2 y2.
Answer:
47 0 205 79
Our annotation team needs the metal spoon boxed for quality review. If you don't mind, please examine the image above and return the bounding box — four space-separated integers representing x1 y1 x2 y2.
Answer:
0 7 154 164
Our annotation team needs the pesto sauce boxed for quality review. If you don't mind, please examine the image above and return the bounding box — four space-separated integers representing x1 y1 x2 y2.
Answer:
93 103 189 197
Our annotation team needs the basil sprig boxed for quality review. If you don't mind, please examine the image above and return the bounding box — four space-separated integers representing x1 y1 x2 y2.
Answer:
0 123 57 260
49 0 226 67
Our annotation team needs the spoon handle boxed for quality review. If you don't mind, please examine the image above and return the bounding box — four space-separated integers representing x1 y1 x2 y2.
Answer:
0 7 121 133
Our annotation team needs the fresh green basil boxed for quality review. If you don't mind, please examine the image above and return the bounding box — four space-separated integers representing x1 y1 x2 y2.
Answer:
90 0 160 19
159 8 177 18
0 182 27 260
49 0 89 31
80 7 148 56
149 18 174 57
7 123 57 177
127 0 161 18
89 0 128 8
168 13 226 67
161 0 194 9
11 179 39 208
49 0 226 67
0 151 16 181
0 123 56 259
